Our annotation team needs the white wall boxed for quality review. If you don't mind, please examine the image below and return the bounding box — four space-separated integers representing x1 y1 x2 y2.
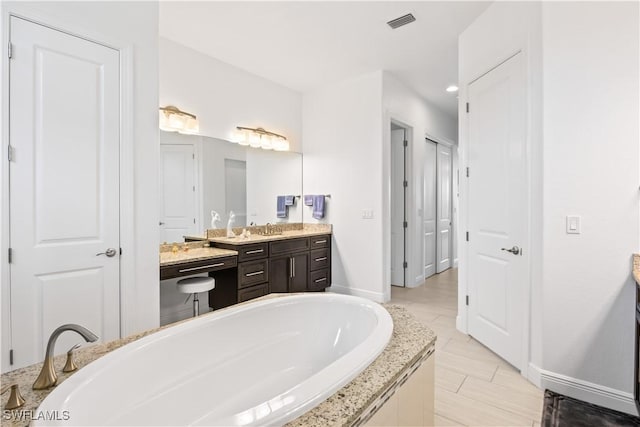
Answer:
160 37 303 153
541 1 639 413
1 1 159 371
458 0 544 380
382 72 457 291
460 0 640 415
302 71 385 301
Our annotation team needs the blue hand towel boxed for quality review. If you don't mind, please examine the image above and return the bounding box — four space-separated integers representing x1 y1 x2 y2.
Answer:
304 195 314 206
312 195 325 219
277 196 287 218
284 195 295 206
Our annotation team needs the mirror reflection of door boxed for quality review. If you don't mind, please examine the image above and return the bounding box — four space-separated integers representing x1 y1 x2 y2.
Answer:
159 143 197 243
224 159 247 227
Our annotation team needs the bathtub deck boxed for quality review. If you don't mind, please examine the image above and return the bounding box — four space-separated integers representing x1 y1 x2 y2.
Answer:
0 294 435 427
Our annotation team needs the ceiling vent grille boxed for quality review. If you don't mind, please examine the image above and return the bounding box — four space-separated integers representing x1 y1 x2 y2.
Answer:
387 13 416 29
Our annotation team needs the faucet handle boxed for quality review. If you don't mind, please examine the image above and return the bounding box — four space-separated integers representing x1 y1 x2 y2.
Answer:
2 384 26 410
62 343 81 373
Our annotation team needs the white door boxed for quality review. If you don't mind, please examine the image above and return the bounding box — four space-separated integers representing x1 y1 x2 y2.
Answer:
159 144 197 243
390 128 406 286
423 140 437 279
224 159 247 228
436 144 453 273
467 52 526 368
8 17 120 369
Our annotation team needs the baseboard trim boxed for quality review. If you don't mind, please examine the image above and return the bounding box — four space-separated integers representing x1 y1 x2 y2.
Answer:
456 314 467 334
527 363 543 388
328 284 386 303
536 365 638 416
408 275 424 288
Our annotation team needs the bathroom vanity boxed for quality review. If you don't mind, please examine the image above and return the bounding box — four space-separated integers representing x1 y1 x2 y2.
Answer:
208 229 332 310
169 224 333 311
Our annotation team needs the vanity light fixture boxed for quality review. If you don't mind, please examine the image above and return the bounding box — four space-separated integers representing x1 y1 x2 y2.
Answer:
231 126 290 151
159 106 199 134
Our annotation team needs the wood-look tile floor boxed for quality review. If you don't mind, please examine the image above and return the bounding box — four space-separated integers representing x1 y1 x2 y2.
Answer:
390 268 544 427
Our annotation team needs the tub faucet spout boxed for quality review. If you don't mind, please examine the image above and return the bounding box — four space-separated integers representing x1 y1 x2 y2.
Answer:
33 324 99 390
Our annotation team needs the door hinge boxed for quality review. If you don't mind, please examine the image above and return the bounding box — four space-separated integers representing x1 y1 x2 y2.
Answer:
403 221 408 228
192 153 195 159
8 145 14 162
8 248 12 263
466 102 469 113
7 42 12 59
9 349 13 365
403 261 408 268
466 295 469 306
193 218 196 224
466 167 469 178
403 140 408 147
119 247 123 255
192 185 195 192
466 231 469 242
403 180 408 188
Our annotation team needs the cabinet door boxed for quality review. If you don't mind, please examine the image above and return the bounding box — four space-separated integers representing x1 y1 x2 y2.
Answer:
269 256 290 293
290 253 309 293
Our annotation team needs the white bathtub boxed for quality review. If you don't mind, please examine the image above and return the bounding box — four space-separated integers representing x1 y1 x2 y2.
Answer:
35 293 393 426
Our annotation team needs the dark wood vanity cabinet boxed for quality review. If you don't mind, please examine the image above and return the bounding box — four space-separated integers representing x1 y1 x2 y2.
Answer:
209 234 332 310
269 238 310 293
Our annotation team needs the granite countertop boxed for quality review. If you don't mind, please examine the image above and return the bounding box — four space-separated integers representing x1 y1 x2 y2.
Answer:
159 246 238 267
209 229 332 246
0 296 435 427
634 254 640 284
182 234 207 241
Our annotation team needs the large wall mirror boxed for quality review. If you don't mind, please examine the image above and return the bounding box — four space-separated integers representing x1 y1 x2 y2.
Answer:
159 131 303 243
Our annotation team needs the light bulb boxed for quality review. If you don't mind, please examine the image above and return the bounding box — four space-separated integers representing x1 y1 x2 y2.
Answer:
249 132 261 148
261 135 273 150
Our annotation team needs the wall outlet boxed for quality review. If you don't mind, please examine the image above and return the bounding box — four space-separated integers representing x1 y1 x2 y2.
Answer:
361 209 374 219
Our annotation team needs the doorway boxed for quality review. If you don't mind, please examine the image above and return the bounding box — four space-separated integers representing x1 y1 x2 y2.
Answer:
7 17 121 369
390 122 407 287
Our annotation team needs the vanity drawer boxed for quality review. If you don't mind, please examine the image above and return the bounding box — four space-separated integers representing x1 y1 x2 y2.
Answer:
309 269 330 291
310 248 330 271
160 256 237 280
270 237 309 256
238 282 269 303
310 235 330 249
237 243 269 262
238 259 269 288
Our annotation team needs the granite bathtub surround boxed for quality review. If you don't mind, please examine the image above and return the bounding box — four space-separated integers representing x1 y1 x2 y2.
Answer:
633 253 640 284
0 296 434 427
159 242 237 267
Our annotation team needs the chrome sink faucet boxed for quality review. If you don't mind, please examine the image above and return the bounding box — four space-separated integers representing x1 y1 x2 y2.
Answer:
33 324 98 390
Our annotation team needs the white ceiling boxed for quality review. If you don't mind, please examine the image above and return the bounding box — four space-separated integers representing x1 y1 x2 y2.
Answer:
160 1 491 118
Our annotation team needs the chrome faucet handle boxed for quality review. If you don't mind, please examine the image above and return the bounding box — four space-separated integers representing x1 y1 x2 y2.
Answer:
2 384 26 410
62 343 82 373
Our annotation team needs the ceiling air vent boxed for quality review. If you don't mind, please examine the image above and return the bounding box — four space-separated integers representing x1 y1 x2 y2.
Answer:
387 13 416 30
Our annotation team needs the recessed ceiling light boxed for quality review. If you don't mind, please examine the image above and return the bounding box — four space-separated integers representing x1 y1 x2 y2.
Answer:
446 85 459 93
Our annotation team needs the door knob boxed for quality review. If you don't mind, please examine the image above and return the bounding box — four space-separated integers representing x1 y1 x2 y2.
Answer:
96 248 117 257
501 246 520 255
159 221 165 226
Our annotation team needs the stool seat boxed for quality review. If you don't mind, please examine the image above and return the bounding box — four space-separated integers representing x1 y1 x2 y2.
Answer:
176 276 215 294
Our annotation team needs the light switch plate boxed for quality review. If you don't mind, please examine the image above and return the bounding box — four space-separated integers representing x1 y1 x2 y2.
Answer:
566 215 581 234
361 209 374 219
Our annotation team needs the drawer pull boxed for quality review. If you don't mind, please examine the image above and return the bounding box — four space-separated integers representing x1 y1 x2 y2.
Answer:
314 277 327 283
178 262 225 273
245 270 264 277
245 249 264 255
314 257 327 262
315 240 327 244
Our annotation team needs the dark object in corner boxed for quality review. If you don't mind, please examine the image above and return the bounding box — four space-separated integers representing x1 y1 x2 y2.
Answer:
542 390 640 427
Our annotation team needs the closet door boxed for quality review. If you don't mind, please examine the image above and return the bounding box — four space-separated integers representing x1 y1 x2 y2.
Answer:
423 141 437 279
436 144 453 273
